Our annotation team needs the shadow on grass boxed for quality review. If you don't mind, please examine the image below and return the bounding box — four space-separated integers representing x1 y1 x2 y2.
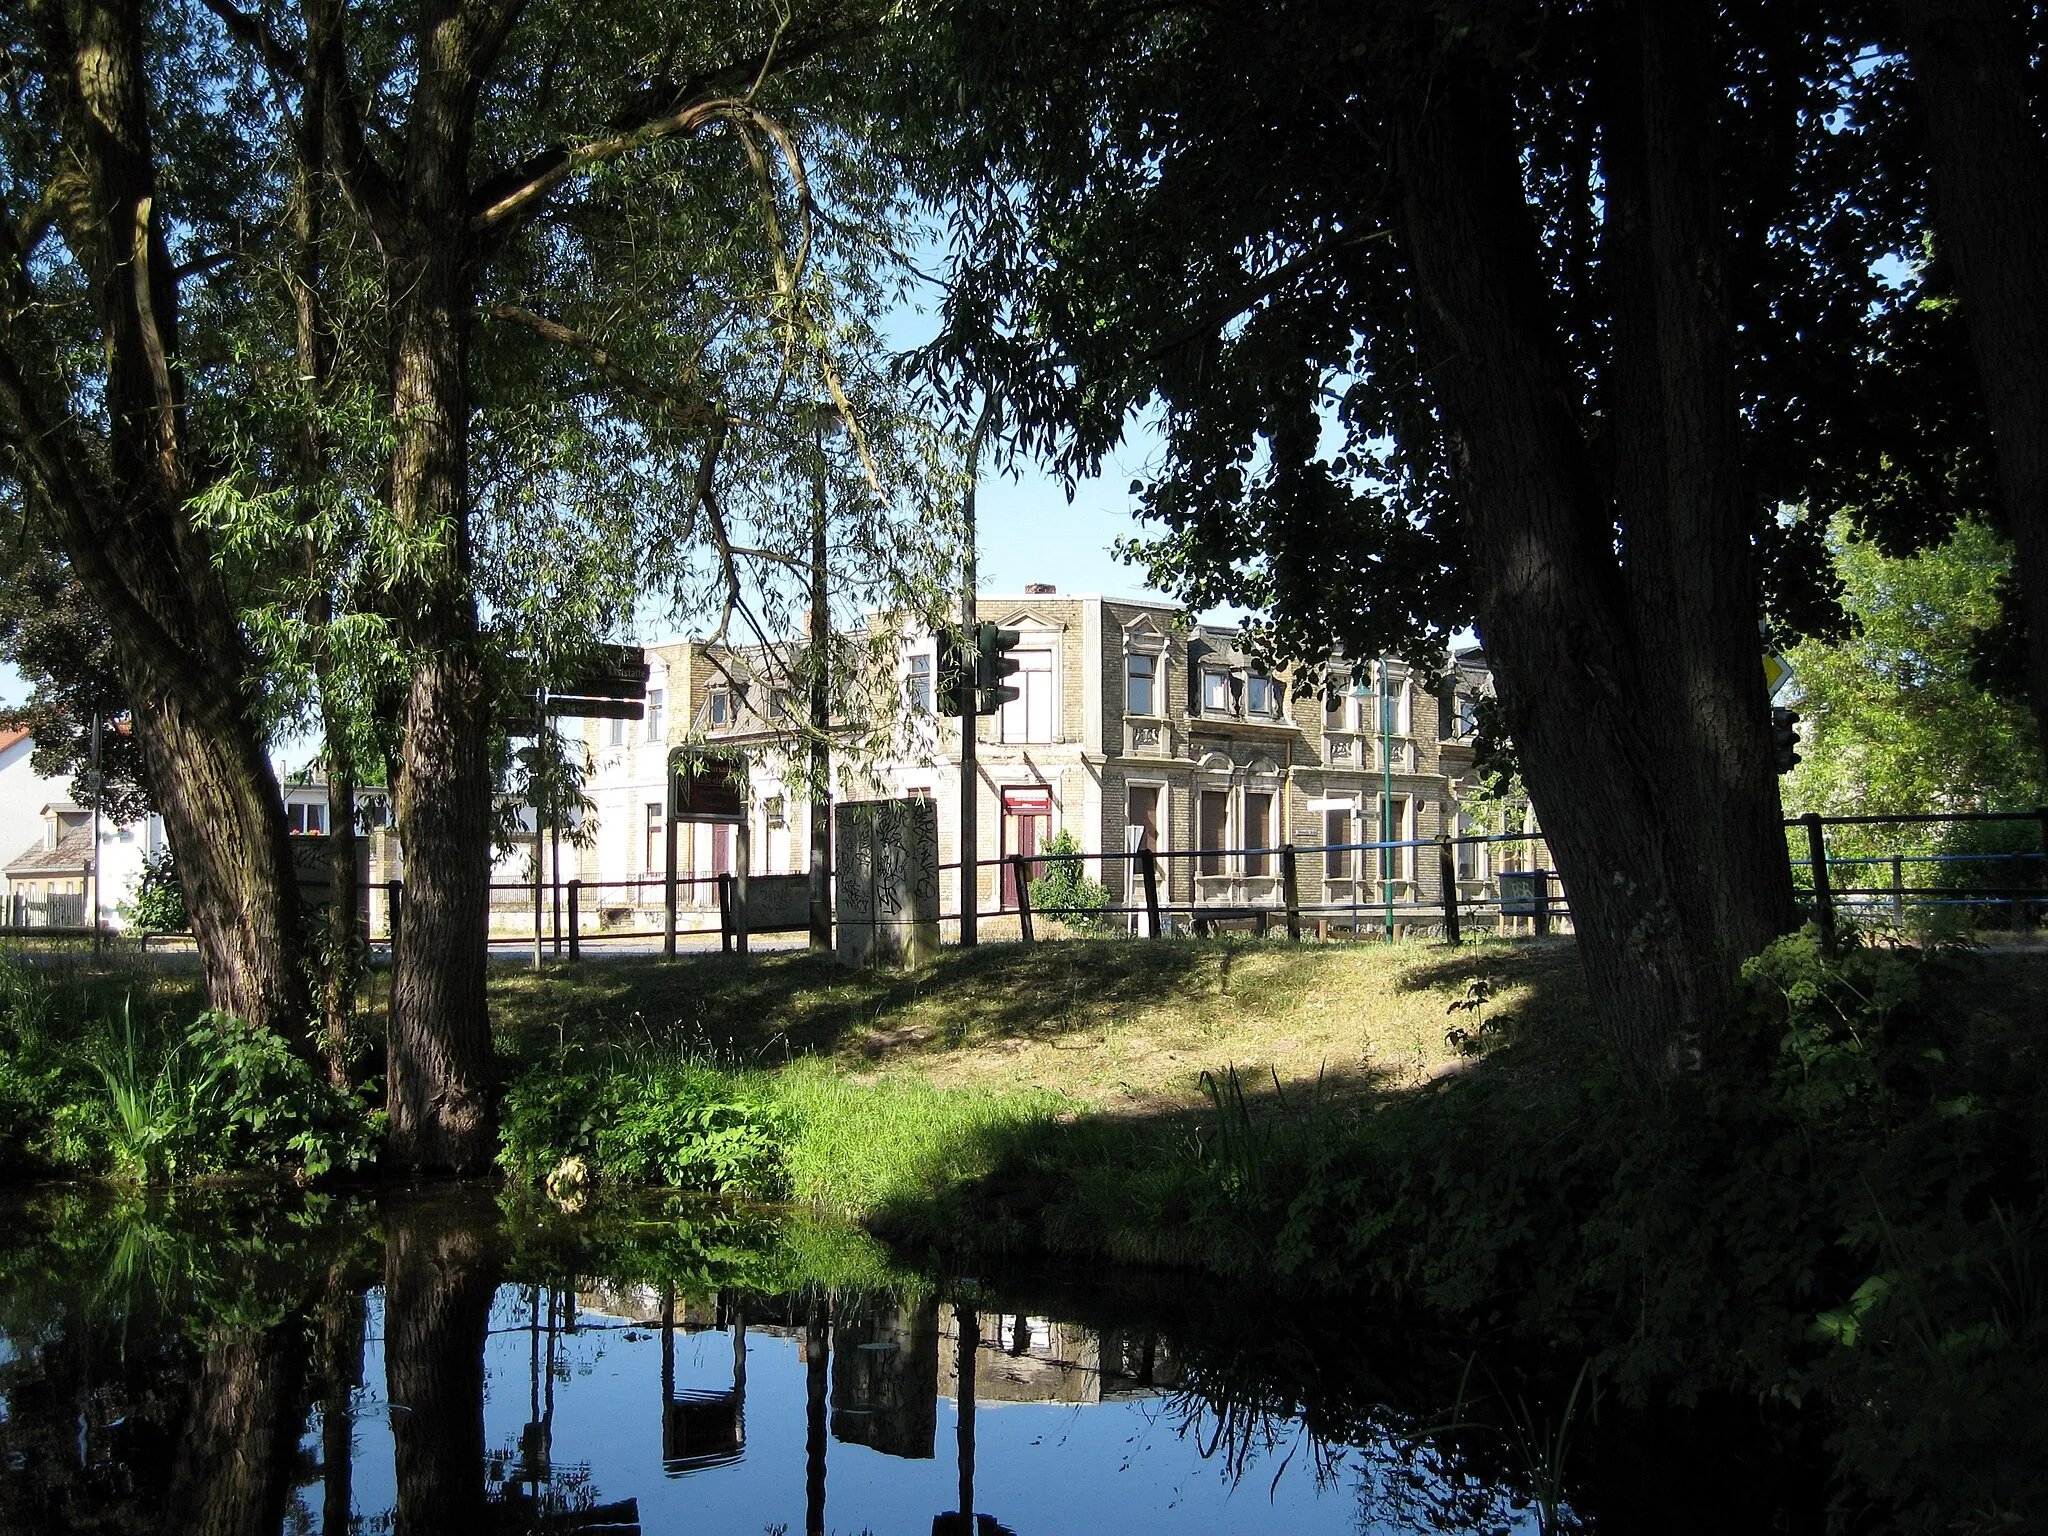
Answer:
489 936 1334 1066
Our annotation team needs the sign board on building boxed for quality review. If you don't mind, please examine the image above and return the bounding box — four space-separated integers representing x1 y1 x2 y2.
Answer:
673 757 746 822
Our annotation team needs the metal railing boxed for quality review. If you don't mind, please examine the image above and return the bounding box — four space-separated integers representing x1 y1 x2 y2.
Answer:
49 808 2047 964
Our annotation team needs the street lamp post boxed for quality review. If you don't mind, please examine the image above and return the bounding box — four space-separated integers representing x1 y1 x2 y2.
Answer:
807 406 835 953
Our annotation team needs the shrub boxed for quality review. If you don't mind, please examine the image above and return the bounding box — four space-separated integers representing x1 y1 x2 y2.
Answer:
1028 828 1114 932
499 1052 790 1199
120 848 187 932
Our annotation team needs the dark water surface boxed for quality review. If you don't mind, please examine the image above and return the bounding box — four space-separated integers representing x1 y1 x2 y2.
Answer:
0 1185 1822 1534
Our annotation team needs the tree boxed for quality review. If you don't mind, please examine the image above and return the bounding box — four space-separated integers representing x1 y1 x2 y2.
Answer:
893 0 1938 1071
1785 516 2041 846
1893 0 2048 773
0 0 313 1039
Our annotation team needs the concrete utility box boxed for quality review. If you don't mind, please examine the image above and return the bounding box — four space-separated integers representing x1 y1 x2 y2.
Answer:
834 798 939 970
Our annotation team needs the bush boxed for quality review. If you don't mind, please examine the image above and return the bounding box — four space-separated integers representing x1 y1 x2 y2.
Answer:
0 959 376 1182
1028 828 1114 932
120 848 187 932
499 1052 790 1199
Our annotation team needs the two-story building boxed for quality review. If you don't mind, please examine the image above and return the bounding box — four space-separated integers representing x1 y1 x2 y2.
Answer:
575 591 1513 934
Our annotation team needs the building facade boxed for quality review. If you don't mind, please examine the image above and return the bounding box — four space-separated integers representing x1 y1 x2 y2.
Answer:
571 593 1515 932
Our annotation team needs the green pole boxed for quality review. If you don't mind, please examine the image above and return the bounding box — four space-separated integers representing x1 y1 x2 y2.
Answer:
1381 658 1394 942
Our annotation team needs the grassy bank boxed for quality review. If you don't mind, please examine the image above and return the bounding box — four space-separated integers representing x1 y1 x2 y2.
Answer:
489 931 2048 1532
7 930 2046 1529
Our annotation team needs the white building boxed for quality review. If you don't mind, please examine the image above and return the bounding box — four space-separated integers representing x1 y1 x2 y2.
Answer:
0 725 167 929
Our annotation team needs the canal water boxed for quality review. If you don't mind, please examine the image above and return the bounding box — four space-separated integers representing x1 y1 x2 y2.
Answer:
0 1185 1821 1534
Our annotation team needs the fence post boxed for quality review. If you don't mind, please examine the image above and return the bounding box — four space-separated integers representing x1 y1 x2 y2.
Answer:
664 789 679 961
1891 855 1905 929
1281 844 1301 941
387 880 403 962
718 873 733 955
1533 869 1551 937
532 841 545 973
1012 855 1035 943
1803 812 1835 954
1138 847 1162 938
1438 834 1461 945
567 880 581 961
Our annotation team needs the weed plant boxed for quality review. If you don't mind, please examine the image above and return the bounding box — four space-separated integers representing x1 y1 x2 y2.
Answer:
0 958 375 1183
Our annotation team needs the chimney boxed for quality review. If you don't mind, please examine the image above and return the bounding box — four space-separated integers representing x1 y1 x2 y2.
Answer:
1023 583 1057 595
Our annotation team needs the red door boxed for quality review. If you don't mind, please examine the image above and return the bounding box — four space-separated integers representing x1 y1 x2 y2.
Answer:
1001 787 1052 908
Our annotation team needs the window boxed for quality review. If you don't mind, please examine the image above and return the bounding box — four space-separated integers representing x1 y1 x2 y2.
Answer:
1243 791 1274 875
1456 691 1480 739
765 795 787 829
644 801 664 873
1377 796 1411 882
708 688 730 728
768 689 790 722
1324 808 1352 878
999 649 1055 743
608 714 626 747
1325 691 1347 731
1001 787 1052 908
1349 676 1372 732
1126 652 1157 716
1126 785 1160 852
287 802 326 835
644 688 666 741
908 652 933 713
1246 675 1280 717
1201 669 1232 714
1198 789 1231 875
1455 810 1484 881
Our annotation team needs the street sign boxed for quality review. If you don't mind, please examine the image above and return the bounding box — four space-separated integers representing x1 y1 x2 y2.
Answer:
673 757 746 822
1763 652 1794 699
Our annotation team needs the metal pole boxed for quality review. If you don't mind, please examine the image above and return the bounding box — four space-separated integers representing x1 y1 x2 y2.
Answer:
1139 846 1162 937
958 397 996 947
1803 812 1835 953
1012 855 1035 943
1281 843 1300 941
566 880 581 961
550 815 562 958
955 1304 978 1529
532 809 544 972
88 715 101 953
664 766 679 960
808 415 833 953
1380 658 1394 942
1438 833 1461 945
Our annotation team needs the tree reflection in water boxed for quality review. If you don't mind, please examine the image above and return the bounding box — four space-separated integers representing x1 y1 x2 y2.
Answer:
0 1186 1826 1535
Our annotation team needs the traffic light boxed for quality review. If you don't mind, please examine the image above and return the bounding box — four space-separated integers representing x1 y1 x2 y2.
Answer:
934 626 976 716
1771 706 1801 774
976 622 1023 715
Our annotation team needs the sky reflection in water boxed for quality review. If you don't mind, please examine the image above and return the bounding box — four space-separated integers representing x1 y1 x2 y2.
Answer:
0 1190 1548 1536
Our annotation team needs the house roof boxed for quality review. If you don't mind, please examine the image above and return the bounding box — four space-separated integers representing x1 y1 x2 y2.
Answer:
0 726 30 754
4 821 91 877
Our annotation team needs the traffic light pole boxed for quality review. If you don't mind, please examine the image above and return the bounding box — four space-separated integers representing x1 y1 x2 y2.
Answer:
958 461 981 949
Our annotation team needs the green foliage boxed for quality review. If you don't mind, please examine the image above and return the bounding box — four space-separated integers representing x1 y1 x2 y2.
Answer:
884 932 2047 1532
119 849 187 933
1785 517 2042 849
0 959 376 1183
499 1051 790 1199
1027 828 1113 932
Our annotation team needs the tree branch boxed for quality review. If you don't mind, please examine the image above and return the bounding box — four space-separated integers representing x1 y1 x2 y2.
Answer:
468 22 869 235
481 302 736 431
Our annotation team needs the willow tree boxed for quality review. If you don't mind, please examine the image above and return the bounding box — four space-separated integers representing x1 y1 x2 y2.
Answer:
188 0 941 1168
897 0 1933 1073
0 0 313 1036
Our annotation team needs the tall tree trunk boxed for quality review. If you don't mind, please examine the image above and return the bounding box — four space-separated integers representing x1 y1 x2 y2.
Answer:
384 1197 497 1536
1 0 311 1042
374 50 499 1171
1603 0 1798 981
1394 47 1792 1075
1896 0 2048 769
